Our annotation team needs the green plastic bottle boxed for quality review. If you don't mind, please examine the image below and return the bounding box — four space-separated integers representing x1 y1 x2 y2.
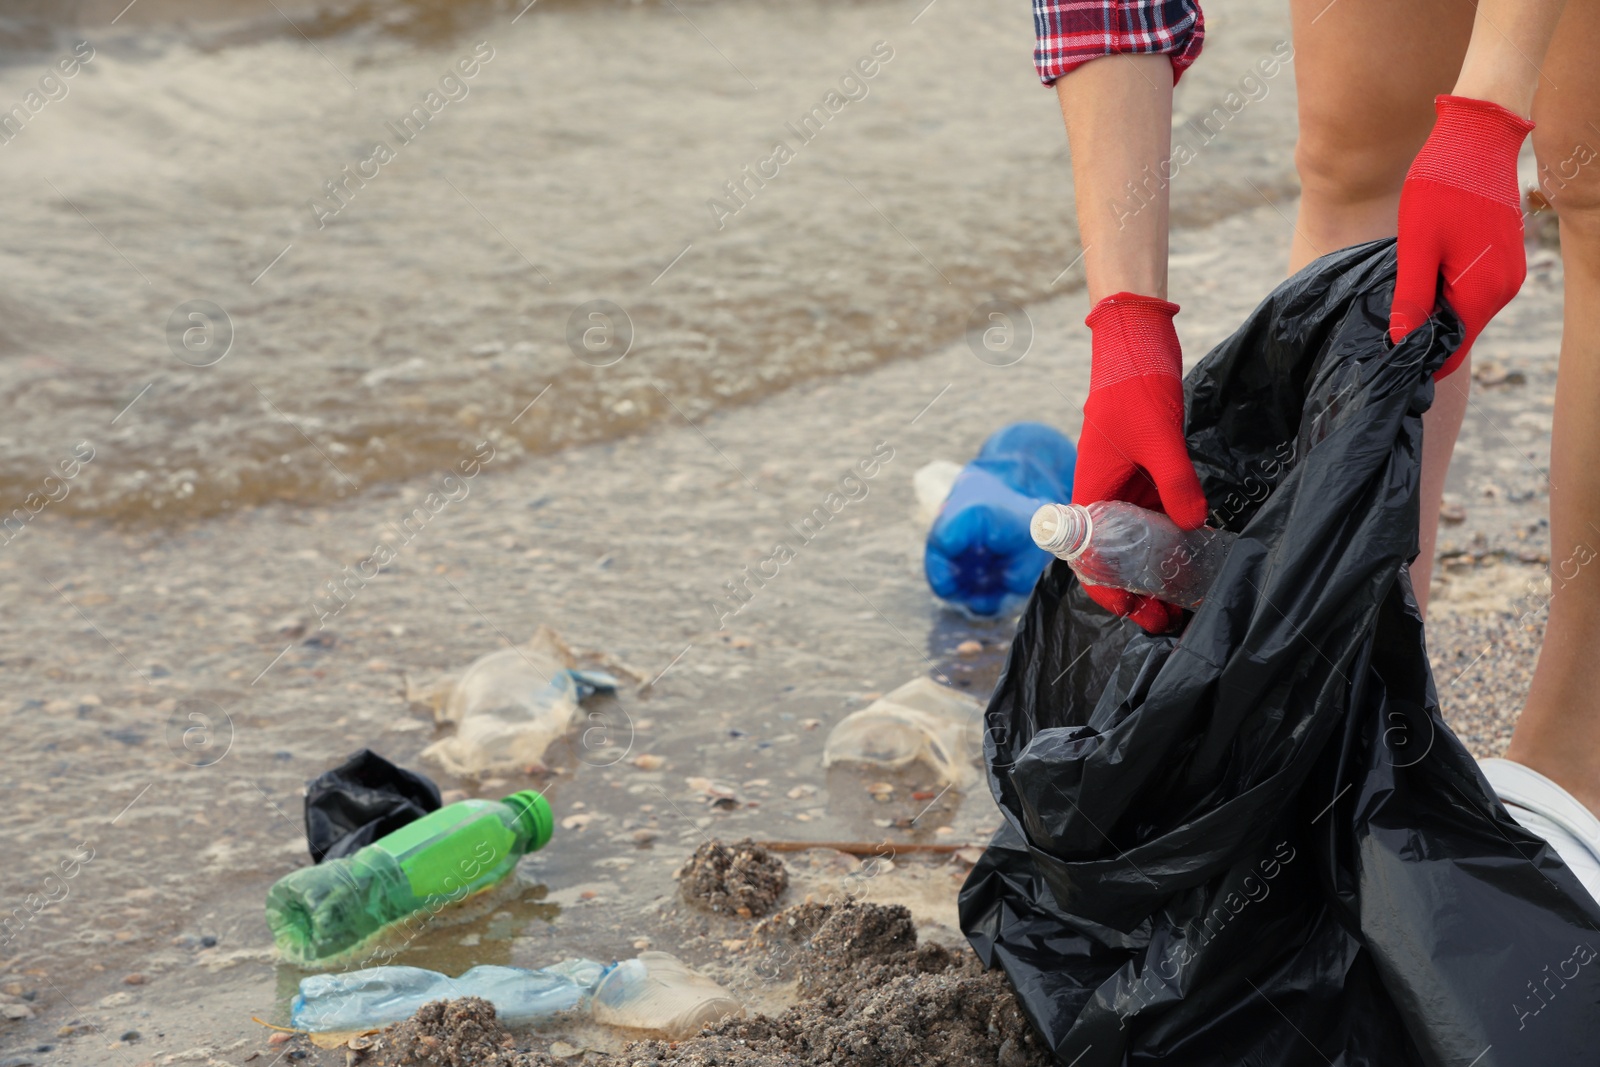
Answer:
266 791 553 966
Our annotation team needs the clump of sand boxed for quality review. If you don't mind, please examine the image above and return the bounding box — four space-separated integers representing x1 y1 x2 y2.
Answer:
676 839 789 919
368 997 521 1066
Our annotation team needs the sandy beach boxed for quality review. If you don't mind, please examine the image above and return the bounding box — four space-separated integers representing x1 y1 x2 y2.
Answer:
0 1 1569 1065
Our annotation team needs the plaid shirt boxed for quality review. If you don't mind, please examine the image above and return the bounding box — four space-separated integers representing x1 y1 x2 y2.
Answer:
1034 0 1205 85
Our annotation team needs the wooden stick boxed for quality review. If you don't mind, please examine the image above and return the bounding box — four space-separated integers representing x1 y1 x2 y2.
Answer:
751 840 978 856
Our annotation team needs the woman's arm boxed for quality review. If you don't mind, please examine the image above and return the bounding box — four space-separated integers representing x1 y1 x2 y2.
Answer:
1057 54 1174 302
1453 0 1567 116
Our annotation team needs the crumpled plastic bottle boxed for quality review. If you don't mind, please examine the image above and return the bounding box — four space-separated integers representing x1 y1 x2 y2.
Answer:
590 951 743 1039
292 960 608 1032
1031 500 1238 610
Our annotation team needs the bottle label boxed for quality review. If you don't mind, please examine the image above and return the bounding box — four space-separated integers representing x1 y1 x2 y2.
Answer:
373 800 516 900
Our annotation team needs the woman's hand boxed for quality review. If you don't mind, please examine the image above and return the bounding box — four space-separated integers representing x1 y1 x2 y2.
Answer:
1073 293 1207 633
1389 95 1534 378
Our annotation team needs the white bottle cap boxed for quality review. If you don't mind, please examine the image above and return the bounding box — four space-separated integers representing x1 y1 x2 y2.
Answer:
1030 503 1092 559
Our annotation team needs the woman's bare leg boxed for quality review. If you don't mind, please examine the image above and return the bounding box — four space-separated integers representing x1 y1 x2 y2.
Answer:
1504 2 1600 815
1288 0 1476 614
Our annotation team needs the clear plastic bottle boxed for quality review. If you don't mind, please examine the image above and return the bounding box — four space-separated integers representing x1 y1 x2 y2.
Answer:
265 791 553 967
291 959 607 1032
1030 501 1237 611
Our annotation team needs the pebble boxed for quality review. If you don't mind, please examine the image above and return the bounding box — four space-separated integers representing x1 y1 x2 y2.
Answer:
956 640 982 656
631 754 665 771
548 1041 581 1059
268 1032 294 1046
122 973 145 985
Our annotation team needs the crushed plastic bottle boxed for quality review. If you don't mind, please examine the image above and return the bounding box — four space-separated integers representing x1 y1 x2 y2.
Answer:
821 677 984 789
1031 500 1238 611
590 951 743 1039
291 960 607 1032
417 626 619 776
265 791 553 967
924 423 1076 617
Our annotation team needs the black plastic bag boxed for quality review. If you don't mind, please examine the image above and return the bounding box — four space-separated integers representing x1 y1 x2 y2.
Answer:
960 240 1600 1065
305 748 441 862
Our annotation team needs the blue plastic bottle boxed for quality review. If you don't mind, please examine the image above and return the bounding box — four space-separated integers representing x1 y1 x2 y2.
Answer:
924 422 1076 617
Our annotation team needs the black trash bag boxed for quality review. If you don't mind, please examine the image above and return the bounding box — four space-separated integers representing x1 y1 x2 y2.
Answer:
305 748 442 862
959 240 1600 1066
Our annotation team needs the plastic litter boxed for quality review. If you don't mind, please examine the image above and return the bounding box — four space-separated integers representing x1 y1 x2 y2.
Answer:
291 959 607 1032
266 791 553 968
590 951 743 1039
922 422 1076 617
822 677 983 789
305 749 442 863
912 460 964 527
1031 500 1238 610
959 240 1600 1065
415 626 619 776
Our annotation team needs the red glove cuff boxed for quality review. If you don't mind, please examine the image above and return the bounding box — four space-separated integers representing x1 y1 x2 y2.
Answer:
1085 292 1182 391
1406 95 1534 209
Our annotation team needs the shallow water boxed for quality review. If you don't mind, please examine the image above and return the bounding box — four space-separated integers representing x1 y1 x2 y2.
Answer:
0 0 1298 521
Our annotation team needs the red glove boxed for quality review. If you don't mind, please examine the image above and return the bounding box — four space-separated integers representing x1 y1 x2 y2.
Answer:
1390 95 1534 379
1074 292 1209 634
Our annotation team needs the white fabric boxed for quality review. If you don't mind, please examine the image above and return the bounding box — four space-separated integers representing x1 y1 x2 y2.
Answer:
1480 757 1600 904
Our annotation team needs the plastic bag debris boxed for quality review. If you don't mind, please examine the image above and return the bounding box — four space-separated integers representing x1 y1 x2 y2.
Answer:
959 240 1600 1065
305 749 442 863
414 626 619 775
591 951 743 1039
822 677 983 789
913 460 964 527
292 959 606 1032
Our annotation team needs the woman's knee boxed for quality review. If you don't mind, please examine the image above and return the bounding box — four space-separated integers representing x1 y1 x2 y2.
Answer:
1532 121 1600 238
1294 106 1428 209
